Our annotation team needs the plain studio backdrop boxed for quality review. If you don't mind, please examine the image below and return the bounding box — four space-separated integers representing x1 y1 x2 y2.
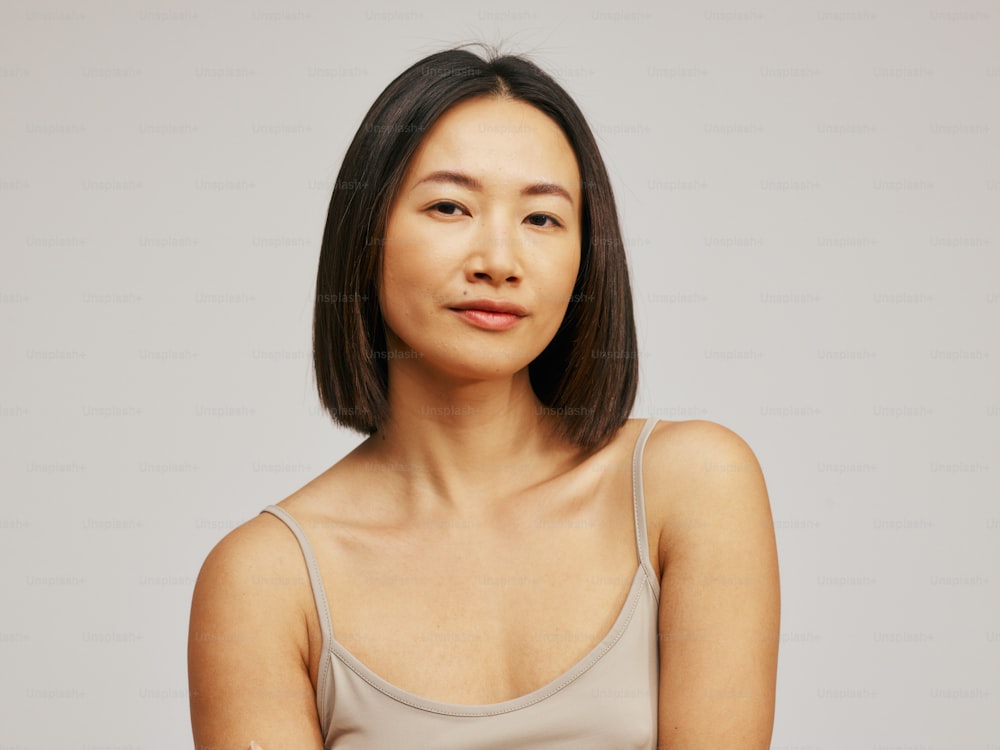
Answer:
1 1 998 747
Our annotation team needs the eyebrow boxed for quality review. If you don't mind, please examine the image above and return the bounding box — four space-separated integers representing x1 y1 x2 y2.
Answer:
412 169 575 206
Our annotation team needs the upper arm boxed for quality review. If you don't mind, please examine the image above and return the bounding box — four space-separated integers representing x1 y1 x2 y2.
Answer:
648 420 781 749
187 516 325 750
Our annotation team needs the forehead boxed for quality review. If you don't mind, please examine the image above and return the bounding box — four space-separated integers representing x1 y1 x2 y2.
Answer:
403 96 582 192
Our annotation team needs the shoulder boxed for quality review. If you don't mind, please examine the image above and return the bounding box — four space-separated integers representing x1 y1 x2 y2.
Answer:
641 417 767 492
642 420 780 745
638 417 766 487
193 509 309 600
639 419 773 567
189 509 312 662
188 509 324 745
642 417 761 461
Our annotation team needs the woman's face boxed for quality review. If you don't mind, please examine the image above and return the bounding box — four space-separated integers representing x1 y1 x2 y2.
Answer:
379 95 582 382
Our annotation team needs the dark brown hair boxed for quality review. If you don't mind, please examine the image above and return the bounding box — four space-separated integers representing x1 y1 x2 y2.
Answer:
313 43 638 451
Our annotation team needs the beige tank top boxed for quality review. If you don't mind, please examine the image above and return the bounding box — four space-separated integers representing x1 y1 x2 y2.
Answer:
260 417 660 748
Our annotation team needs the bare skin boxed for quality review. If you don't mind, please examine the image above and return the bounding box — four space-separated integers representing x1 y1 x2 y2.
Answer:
190 96 780 749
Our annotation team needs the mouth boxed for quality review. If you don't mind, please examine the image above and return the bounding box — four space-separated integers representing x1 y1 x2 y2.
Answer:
448 299 527 331
449 299 528 316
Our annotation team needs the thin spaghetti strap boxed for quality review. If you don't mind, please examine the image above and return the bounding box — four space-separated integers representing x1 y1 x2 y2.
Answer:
259 504 334 703
631 418 661 600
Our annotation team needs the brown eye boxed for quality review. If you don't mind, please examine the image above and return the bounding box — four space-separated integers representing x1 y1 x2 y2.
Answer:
526 213 562 228
429 201 466 216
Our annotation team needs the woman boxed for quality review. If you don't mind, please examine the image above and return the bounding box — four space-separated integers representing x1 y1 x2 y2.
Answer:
188 44 780 749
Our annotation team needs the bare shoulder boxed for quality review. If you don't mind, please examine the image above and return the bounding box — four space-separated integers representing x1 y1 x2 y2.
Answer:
188 511 323 748
640 419 773 557
191 510 312 622
643 419 780 748
642 417 764 473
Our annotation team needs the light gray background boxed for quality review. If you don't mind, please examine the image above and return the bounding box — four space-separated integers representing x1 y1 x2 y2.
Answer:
2 1 997 748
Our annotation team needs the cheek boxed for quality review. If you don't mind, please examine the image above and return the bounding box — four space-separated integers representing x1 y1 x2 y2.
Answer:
380 212 445 291
379 240 444 342
378 260 415 333
380 220 421 306
378 240 408 336
544 243 582 304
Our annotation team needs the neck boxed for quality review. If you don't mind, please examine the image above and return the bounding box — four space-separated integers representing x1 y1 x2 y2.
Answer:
358 365 579 514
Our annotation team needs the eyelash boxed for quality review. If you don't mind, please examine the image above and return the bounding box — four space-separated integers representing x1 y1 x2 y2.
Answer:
428 201 563 229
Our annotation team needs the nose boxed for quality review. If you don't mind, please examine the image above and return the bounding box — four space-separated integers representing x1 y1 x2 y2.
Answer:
465 215 523 285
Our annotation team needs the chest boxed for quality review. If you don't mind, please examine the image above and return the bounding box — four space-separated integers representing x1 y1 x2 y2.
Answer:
307 502 642 704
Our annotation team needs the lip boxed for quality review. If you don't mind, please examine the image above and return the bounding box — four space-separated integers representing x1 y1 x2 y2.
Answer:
448 298 528 331
449 298 528 316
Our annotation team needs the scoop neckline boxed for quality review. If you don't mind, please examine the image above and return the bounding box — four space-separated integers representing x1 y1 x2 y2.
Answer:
323 563 650 716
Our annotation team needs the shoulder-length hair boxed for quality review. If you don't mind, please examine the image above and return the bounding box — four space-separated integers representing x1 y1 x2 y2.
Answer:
313 44 638 451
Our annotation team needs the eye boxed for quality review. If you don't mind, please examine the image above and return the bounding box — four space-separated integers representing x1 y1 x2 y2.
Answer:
526 213 563 228
428 201 467 217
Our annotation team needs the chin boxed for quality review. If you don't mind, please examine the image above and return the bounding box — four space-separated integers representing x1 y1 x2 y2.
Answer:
384 323 554 384
440 359 533 383
410 346 539 383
